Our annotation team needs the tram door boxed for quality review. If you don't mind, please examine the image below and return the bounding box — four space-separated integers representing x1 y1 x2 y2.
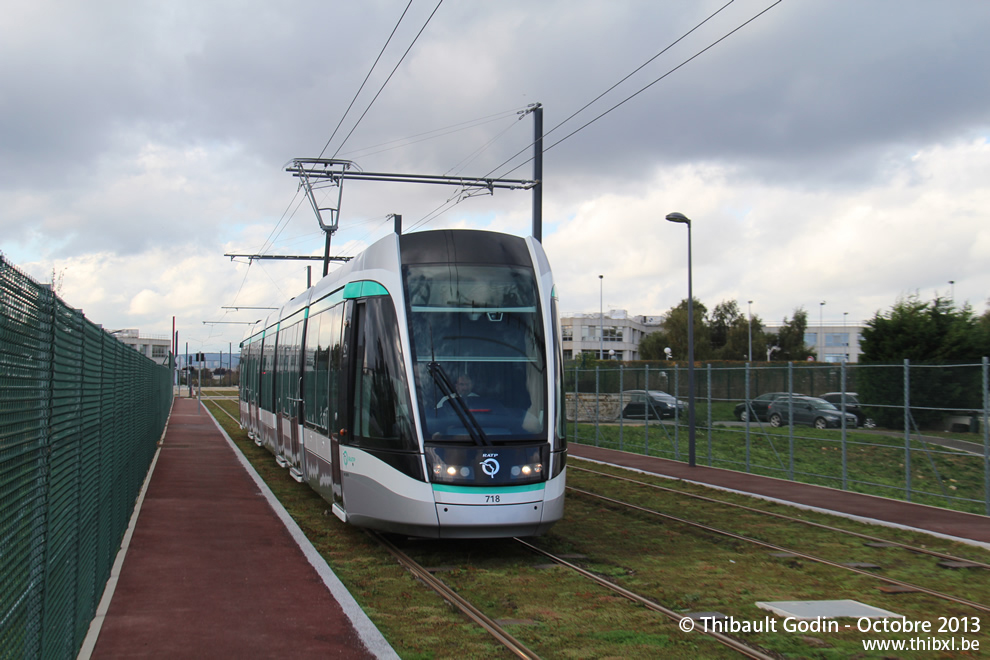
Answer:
330 300 355 508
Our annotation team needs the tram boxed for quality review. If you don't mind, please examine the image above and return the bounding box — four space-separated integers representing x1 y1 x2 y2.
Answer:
238 229 566 538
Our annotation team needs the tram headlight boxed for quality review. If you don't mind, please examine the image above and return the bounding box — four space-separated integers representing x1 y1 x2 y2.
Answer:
433 462 474 481
510 463 543 478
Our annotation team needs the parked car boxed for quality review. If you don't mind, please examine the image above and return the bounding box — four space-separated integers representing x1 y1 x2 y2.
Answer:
621 390 687 420
819 392 875 428
766 396 858 429
733 392 805 422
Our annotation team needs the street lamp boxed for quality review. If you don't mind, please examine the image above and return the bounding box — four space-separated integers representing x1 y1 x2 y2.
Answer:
599 274 604 360
747 300 753 363
665 211 695 467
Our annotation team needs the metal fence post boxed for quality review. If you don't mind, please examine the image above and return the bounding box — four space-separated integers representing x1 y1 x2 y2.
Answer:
707 363 713 466
644 363 649 454
983 356 989 515
594 365 600 447
745 362 751 472
904 358 912 502
619 363 624 451
673 364 680 461
572 363 579 443
788 361 794 481
841 359 848 490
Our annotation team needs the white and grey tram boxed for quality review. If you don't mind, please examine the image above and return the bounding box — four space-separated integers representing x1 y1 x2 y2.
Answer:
238 229 567 538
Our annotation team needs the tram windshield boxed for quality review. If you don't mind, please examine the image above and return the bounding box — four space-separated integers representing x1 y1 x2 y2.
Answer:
404 264 547 444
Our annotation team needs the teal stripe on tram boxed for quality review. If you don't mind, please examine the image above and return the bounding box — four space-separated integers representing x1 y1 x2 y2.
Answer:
343 280 389 299
432 483 546 494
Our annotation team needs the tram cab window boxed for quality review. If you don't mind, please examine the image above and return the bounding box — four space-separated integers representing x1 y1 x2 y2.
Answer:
404 264 547 443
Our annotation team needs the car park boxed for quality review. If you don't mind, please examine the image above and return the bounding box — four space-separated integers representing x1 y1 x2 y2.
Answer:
766 396 858 429
733 392 804 422
819 392 875 428
621 390 687 420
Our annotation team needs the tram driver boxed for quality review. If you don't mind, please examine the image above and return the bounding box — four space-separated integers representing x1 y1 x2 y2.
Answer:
436 374 478 409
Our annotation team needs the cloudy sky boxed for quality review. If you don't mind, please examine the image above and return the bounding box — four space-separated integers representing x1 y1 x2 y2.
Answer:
4 0 989 355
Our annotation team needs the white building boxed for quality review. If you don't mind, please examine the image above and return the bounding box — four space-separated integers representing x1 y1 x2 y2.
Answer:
561 312 868 364
110 329 172 365
560 310 663 361
803 323 866 363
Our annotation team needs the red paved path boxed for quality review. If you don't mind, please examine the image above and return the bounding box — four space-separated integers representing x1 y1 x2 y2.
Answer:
569 444 990 544
89 397 386 659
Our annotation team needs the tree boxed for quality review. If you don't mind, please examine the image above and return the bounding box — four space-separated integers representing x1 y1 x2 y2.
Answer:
658 298 710 361
709 300 741 353
709 300 766 360
638 330 671 360
858 294 988 428
773 308 814 361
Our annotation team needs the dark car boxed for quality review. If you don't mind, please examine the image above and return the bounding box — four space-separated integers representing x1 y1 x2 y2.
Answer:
734 392 804 422
767 396 858 429
621 390 687 420
819 392 875 428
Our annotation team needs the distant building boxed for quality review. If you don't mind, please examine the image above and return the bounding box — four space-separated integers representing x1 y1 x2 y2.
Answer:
560 310 663 361
754 322 867 363
560 313 868 364
109 329 172 365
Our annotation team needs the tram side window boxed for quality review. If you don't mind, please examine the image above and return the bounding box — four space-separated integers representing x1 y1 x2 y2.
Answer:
303 312 323 428
251 340 262 403
352 298 416 452
275 321 303 416
304 304 343 432
259 336 275 412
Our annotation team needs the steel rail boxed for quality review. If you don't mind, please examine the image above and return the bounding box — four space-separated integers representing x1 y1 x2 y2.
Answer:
568 486 990 615
571 465 990 570
369 531 541 660
513 538 778 660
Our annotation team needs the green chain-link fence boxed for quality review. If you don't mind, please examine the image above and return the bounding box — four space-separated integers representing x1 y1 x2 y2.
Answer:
1 255 173 659
566 360 990 516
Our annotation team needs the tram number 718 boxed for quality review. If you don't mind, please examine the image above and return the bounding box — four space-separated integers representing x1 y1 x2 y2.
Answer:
485 495 501 504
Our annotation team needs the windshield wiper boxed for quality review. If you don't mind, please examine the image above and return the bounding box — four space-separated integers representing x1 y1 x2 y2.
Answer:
428 360 491 447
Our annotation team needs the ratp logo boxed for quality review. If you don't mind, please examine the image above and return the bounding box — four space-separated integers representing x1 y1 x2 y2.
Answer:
342 450 356 467
480 458 500 478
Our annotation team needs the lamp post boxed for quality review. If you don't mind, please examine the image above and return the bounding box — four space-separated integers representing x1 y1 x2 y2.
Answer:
843 311 849 362
599 274 604 360
747 300 753 362
665 211 695 467
819 300 826 362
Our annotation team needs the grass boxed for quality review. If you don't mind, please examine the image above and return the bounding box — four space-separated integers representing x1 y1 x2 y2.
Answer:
200 397 990 658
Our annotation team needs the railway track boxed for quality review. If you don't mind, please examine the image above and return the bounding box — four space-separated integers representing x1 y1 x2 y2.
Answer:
512 538 778 660
571 465 990 569
566 476 990 615
371 531 779 660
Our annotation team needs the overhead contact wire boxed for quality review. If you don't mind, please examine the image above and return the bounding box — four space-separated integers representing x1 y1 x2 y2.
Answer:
331 0 445 159
485 0 738 180
318 0 414 159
